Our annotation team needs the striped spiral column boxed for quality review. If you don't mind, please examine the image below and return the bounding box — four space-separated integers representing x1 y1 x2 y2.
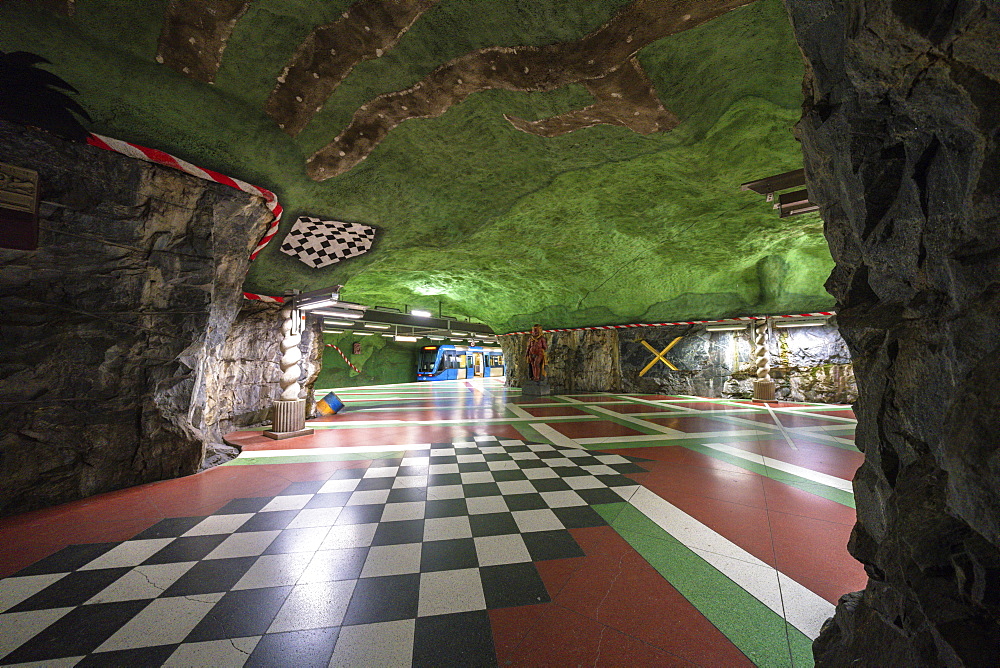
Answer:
264 306 314 439
753 319 776 401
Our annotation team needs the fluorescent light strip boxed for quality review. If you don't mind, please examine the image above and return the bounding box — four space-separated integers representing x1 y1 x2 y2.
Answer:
411 309 432 317
775 320 827 328
364 323 390 329
705 324 747 332
313 308 364 319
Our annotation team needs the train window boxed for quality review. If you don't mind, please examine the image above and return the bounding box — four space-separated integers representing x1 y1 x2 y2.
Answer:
417 348 437 372
458 354 466 368
445 352 455 369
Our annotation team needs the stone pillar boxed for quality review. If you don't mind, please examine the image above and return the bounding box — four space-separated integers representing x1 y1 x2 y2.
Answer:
784 0 1000 664
753 319 775 401
264 304 314 440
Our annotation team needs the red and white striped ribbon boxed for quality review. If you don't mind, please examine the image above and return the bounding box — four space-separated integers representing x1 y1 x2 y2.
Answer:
501 312 836 336
325 343 361 373
85 133 283 303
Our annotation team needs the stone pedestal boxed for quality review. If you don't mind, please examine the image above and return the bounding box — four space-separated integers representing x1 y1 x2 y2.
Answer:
263 398 314 440
522 379 551 396
753 379 776 402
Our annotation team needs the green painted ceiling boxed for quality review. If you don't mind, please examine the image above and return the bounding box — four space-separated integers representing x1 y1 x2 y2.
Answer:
0 0 834 333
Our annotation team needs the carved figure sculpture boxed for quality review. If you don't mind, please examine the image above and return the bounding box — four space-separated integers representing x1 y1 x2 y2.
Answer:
526 324 548 381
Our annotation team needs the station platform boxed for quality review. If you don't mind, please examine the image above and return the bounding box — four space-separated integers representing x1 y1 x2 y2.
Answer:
0 379 864 666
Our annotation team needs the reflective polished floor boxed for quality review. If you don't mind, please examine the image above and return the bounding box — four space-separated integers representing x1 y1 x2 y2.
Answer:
0 379 865 667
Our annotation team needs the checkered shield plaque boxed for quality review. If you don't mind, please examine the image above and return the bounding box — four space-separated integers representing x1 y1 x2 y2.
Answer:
279 216 376 269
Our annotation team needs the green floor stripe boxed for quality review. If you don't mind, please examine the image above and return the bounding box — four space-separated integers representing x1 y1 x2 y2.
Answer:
510 421 550 444
595 502 814 668
224 451 403 465
680 444 855 508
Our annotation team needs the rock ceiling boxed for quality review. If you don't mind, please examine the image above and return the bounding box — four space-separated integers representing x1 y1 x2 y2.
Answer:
0 0 835 332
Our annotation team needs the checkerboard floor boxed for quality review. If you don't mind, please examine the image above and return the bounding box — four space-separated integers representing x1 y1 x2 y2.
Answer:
0 438 648 667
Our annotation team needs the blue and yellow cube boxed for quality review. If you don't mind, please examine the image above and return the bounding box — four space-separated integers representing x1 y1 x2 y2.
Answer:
316 391 345 416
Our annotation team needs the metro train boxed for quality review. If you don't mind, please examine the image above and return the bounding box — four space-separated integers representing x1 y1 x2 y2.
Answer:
417 344 505 381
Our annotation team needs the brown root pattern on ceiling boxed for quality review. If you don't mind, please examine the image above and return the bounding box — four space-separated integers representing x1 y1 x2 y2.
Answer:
306 0 757 181
265 0 441 137
503 57 679 138
156 0 252 84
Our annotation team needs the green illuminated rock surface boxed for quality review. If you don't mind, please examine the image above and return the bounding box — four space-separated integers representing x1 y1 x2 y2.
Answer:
0 0 833 332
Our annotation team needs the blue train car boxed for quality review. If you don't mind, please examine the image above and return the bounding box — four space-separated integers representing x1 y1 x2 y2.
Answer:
417 345 505 381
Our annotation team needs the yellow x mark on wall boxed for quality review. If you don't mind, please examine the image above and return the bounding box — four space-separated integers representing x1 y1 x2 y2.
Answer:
638 337 683 376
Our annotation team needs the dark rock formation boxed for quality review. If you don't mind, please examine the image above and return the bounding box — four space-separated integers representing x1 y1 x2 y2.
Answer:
501 323 855 402
501 329 622 394
0 122 317 516
199 303 323 470
619 324 855 402
784 0 1000 664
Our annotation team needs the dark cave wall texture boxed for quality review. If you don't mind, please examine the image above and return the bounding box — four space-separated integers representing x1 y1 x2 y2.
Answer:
0 124 320 516
785 0 1000 665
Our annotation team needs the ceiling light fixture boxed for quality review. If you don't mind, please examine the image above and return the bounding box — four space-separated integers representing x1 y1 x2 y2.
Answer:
323 320 356 327
395 335 419 342
312 308 365 319
323 329 344 334
364 323 390 329
774 319 828 328
705 324 747 332
355 332 375 336
297 295 340 311
411 309 432 317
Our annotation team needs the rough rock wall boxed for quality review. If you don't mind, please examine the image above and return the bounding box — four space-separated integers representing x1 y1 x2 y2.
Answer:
502 324 856 403
0 123 280 515
200 304 323 469
501 330 622 393
784 1 1000 665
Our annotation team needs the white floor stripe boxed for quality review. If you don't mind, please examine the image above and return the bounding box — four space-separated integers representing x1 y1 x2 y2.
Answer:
629 487 834 639
764 403 798 451
701 443 854 493
573 429 768 445
610 395 704 413
585 405 684 434
529 423 583 449
504 403 533 419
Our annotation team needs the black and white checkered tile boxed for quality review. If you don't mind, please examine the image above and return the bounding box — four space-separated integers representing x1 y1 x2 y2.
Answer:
279 216 376 270
0 439 648 667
